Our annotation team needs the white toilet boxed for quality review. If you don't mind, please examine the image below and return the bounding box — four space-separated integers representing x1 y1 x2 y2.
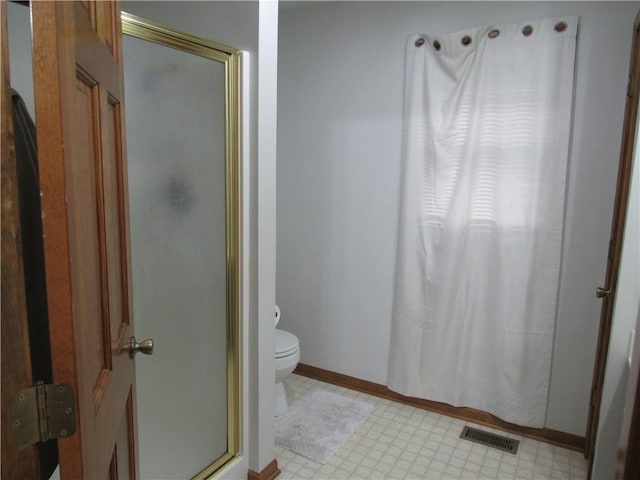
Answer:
274 305 300 416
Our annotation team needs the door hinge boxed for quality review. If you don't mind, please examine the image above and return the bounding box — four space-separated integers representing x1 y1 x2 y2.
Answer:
9 382 76 449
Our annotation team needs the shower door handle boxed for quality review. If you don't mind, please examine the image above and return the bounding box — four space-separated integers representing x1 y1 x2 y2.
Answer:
129 337 154 358
596 287 611 298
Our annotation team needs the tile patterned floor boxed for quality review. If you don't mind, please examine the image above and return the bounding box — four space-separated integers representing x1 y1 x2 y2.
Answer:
276 374 588 480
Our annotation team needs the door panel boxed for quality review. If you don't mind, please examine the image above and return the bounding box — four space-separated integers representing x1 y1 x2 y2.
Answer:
71 73 110 404
95 1 117 55
102 95 130 345
110 392 135 480
32 1 137 477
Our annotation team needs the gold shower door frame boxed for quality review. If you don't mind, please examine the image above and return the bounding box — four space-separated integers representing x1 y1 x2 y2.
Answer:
121 12 241 479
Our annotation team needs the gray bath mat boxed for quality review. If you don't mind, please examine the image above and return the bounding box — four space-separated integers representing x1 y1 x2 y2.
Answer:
275 388 375 464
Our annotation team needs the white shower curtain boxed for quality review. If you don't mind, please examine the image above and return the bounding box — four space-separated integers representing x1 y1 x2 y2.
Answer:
388 16 578 427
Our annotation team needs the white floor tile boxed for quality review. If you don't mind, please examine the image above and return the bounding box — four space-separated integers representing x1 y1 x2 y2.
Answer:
277 374 588 480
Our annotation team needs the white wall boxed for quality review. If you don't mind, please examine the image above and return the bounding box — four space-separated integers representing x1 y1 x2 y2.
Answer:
277 1 636 436
7 2 35 119
253 0 279 474
593 101 640 478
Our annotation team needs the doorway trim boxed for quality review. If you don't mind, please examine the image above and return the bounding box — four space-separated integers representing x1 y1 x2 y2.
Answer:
585 9 640 475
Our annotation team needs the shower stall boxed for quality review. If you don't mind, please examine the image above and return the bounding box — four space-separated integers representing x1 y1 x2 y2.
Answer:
121 12 241 479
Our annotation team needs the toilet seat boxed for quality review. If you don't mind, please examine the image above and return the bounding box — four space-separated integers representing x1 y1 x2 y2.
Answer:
275 329 299 359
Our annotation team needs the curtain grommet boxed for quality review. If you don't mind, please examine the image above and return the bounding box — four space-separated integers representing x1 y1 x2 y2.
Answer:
461 35 472 46
522 25 534 36
433 40 441 51
415 37 425 47
555 21 568 33
488 29 500 39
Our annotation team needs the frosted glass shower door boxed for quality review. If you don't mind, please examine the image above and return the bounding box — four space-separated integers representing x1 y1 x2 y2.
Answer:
122 23 238 479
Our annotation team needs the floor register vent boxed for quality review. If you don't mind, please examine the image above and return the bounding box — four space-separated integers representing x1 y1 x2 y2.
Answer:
460 426 520 454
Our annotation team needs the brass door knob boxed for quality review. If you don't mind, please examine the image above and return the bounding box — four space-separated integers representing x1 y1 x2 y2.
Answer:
129 337 154 358
596 287 611 298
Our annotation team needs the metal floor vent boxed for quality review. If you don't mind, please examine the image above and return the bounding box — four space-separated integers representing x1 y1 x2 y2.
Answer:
460 426 519 454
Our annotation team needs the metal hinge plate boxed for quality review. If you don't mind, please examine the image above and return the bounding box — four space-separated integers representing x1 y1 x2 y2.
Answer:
9 383 76 449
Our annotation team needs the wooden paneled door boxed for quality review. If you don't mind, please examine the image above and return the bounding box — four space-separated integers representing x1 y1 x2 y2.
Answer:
32 1 139 478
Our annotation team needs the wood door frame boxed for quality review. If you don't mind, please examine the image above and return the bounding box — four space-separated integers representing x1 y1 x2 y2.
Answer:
585 8 640 475
615 306 640 479
0 2 41 477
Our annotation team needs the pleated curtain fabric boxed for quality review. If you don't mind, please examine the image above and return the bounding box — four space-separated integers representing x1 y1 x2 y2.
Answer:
388 17 578 427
